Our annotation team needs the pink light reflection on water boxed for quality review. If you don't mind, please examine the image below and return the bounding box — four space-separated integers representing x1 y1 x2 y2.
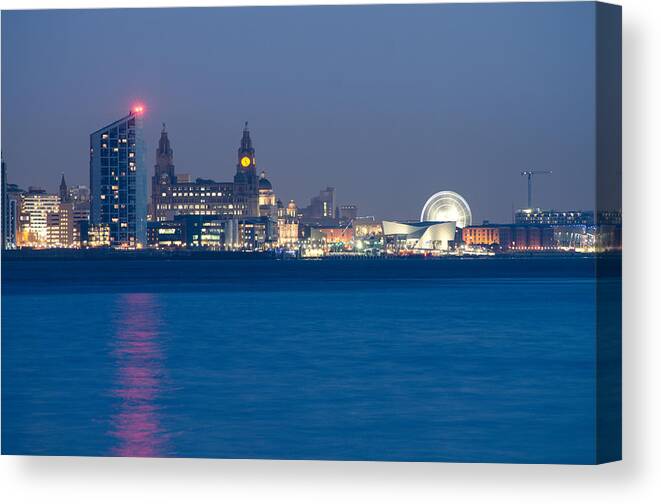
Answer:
108 293 170 457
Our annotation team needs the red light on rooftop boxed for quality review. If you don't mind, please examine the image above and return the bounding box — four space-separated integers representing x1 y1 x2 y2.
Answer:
132 104 145 115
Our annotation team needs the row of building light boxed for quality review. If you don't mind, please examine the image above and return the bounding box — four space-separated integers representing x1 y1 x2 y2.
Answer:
1 106 621 254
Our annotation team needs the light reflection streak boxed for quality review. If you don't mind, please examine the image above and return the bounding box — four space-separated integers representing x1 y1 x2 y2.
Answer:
108 293 169 457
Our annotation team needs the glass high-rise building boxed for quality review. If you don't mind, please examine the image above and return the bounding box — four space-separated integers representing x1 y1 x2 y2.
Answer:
89 109 147 247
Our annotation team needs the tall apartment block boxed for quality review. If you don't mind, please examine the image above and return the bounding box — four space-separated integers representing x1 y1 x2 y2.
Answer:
89 109 147 247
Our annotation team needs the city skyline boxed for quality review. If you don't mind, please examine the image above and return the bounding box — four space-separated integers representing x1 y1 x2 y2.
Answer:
2 3 600 223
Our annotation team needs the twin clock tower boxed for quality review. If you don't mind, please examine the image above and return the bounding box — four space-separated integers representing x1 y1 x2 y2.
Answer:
150 121 262 221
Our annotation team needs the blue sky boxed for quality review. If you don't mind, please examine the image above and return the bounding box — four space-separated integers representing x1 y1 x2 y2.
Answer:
1 3 597 222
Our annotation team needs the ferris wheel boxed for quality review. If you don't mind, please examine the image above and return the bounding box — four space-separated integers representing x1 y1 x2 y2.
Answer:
420 191 472 228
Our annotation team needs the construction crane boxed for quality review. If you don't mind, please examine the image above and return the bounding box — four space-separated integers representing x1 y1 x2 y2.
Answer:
520 170 552 209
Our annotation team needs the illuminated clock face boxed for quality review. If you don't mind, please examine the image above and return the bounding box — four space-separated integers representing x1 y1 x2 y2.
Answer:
240 156 251 168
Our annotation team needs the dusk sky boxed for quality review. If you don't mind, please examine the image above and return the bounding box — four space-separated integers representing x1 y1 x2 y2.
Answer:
1 3 597 222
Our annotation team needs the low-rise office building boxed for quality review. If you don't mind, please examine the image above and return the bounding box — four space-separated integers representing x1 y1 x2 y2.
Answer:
17 189 60 248
148 215 226 249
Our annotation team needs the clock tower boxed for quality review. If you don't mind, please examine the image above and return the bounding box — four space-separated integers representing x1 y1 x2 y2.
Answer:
234 122 258 189
234 122 259 216
154 123 175 185
151 123 176 221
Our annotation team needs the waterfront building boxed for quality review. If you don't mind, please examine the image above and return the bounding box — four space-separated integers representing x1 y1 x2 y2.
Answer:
595 210 622 250
462 226 502 247
153 177 239 221
147 220 184 247
285 199 299 218
52 175 89 247
515 208 594 226
597 210 622 225
0 157 23 250
353 217 383 239
72 206 90 224
240 216 276 250
150 123 260 222
2 156 7 249
461 224 573 251
0 158 22 249
462 221 598 252
68 185 90 206
527 227 542 249
276 200 299 247
190 218 225 248
382 220 456 252
553 225 594 249
154 176 242 220
68 204 90 248
513 226 528 249
510 225 556 250
89 108 147 248
596 225 621 251
352 216 383 255
310 226 354 252
301 187 336 224
277 219 299 247
224 216 276 251
85 223 111 248
46 202 75 248
542 227 555 248
17 188 60 247
148 214 273 251
147 215 226 249
339 204 358 223
258 171 277 218
46 212 61 247
4 187 22 249
72 221 84 247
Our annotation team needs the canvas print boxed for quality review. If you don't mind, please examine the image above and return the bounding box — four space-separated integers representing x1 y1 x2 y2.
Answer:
1 2 621 464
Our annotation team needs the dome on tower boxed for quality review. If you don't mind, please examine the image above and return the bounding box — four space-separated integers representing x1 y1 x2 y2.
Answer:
258 171 272 190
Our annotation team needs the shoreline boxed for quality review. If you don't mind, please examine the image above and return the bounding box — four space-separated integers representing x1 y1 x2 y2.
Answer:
0 248 618 262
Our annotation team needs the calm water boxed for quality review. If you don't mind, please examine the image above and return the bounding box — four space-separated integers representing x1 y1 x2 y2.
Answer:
2 257 608 463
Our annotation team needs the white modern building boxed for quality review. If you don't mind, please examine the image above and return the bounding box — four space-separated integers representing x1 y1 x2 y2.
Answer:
382 220 456 251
